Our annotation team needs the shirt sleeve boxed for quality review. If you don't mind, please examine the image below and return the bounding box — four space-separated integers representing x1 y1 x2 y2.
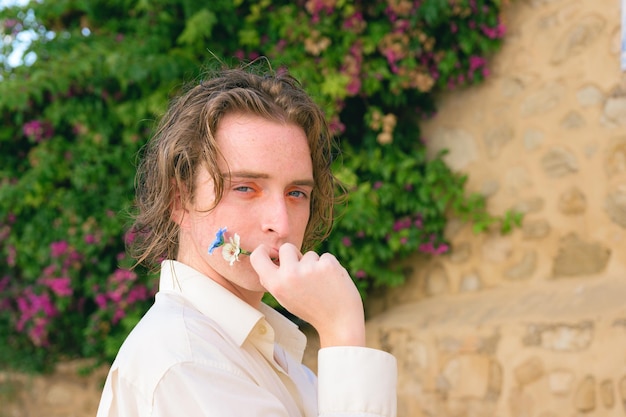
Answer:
317 347 397 417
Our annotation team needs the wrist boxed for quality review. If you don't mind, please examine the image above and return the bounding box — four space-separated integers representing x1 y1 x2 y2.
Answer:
318 324 366 348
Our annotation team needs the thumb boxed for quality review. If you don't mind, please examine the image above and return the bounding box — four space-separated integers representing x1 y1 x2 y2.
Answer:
250 244 278 285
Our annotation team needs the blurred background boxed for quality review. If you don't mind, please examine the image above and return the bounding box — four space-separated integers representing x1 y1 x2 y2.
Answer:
1 0 626 416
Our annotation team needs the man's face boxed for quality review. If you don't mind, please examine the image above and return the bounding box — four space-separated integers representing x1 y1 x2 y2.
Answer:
174 112 314 305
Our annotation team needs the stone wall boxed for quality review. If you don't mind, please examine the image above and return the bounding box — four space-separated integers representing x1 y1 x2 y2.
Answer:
366 0 626 416
0 361 108 417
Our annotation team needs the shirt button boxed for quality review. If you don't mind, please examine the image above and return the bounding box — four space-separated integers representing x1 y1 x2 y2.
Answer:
258 324 267 335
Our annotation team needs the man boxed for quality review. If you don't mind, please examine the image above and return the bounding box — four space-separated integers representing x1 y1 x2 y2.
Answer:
97 65 397 416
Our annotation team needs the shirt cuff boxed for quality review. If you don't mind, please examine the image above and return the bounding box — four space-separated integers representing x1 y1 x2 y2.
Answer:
317 346 397 416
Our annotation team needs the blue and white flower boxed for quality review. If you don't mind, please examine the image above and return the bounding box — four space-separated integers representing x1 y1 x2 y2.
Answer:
208 227 251 266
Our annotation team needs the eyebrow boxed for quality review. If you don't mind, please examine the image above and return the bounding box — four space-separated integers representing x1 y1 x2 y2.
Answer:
225 170 315 187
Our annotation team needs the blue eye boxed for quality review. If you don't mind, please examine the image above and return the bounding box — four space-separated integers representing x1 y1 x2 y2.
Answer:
234 186 254 192
288 190 308 198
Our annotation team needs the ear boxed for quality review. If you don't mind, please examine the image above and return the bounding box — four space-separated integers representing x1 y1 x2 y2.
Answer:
170 180 188 227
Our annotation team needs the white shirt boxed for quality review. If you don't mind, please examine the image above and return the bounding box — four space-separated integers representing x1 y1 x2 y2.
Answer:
97 260 397 417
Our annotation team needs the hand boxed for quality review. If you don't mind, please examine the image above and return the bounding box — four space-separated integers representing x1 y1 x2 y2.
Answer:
250 243 366 348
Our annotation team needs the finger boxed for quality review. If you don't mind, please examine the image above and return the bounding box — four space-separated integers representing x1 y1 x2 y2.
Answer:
300 250 320 262
250 244 278 278
319 252 339 266
277 243 302 265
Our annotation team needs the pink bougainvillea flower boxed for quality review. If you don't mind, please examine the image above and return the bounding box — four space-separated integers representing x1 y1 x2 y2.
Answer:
42 277 73 297
50 241 69 258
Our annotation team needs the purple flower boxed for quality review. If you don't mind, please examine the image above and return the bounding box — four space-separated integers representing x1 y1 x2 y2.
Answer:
112 268 136 283
23 119 54 142
0 276 9 292
126 286 148 304
346 79 361 95
4 19 18 30
6 245 16 267
393 217 412 232
481 23 506 39
419 242 434 253
329 117 346 135
343 12 364 31
468 55 486 71
43 277 73 297
112 308 126 324
108 289 123 303
29 317 49 347
50 241 69 258
436 244 450 254
16 288 58 339
419 241 449 255
95 293 107 309
124 229 137 245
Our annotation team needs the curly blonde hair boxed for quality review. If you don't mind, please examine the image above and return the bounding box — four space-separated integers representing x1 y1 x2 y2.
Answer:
129 64 338 270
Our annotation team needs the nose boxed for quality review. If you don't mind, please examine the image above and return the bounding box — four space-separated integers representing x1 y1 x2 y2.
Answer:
261 195 290 238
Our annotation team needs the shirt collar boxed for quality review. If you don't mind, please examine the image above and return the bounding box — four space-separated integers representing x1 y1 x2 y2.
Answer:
260 303 307 363
158 260 307 363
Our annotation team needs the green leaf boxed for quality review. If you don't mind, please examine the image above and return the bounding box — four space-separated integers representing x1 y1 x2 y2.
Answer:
177 9 217 46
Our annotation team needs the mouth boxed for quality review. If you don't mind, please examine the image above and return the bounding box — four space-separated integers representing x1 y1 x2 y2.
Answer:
269 250 280 266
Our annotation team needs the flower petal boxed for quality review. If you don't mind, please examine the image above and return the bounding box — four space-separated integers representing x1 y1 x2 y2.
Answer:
222 242 241 266
208 227 227 254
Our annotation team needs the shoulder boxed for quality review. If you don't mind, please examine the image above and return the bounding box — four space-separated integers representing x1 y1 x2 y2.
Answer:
108 291 245 396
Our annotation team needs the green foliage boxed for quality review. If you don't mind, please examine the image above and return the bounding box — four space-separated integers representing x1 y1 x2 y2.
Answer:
0 0 520 372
